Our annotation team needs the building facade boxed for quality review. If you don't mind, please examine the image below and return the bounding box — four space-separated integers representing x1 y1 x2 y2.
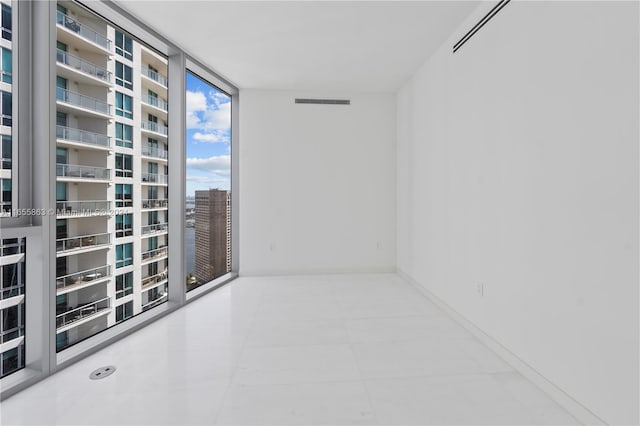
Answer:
55 0 169 351
194 189 230 286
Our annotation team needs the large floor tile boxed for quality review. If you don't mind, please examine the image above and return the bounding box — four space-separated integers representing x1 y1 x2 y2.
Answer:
365 374 544 425
351 339 485 379
234 344 360 385
245 318 349 348
345 315 473 343
215 381 377 425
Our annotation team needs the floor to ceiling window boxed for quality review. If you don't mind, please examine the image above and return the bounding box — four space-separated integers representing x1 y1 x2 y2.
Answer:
185 71 232 292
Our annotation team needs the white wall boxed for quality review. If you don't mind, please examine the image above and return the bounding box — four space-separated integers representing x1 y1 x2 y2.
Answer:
240 90 396 275
397 2 639 425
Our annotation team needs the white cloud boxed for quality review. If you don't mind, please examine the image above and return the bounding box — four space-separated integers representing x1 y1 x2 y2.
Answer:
193 131 227 143
186 155 231 176
186 89 231 131
186 90 207 113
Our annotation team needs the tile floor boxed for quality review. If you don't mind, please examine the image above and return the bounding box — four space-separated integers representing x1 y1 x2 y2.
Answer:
0 274 580 425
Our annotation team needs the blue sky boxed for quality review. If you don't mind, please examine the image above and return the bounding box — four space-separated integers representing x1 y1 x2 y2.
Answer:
185 72 231 197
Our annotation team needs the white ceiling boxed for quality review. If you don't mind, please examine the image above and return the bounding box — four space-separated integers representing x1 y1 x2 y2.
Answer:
115 1 481 92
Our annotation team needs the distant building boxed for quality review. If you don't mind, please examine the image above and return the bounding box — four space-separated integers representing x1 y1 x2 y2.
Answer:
194 189 230 284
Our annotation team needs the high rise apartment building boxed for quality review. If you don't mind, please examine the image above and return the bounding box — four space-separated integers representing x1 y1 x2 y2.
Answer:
54 1 169 351
0 237 25 378
194 189 230 285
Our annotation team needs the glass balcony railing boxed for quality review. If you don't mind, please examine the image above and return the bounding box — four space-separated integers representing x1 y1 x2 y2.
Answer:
141 246 168 262
141 199 168 209
141 94 168 112
141 145 168 159
57 125 111 148
141 121 168 136
1 284 24 300
56 297 111 328
56 233 110 253
56 87 111 115
141 67 168 87
142 294 167 312
57 163 110 180
1 157 10 169
141 269 168 289
56 200 111 215
141 222 168 235
56 10 111 50
141 173 168 184
56 265 111 290
56 49 111 82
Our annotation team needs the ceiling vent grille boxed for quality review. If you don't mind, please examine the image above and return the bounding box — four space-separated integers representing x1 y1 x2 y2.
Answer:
453 0 511 53
295 98 350 105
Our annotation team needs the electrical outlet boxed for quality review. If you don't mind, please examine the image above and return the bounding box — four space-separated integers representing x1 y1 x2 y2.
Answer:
476 283 484 297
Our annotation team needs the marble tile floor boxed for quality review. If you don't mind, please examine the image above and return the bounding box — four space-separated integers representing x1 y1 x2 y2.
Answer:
0 274 580 425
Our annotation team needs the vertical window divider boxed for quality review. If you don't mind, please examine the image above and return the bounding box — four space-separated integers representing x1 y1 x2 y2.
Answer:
167 51 186 306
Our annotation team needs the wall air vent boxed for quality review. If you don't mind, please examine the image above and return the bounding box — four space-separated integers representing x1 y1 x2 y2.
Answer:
453 0 511 53
295 98 350 105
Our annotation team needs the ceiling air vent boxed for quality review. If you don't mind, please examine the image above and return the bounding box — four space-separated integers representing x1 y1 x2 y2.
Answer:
453 0 511 53
295 98 350 105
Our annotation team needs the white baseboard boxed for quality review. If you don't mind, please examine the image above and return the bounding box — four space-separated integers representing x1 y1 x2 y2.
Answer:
397 268 606 426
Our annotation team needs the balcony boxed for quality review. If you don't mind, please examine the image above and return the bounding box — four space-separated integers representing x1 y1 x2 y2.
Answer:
56 265 111 293
56 10 111 52
57 163 111 182
56 232 110 255
142 246 168 263
141 145 168 160
141 269 168 289
56 297 111 330
56 49 112 86
56 125 112 150
141 222 168 236
141 67 168 88
141 173 168 185
141 94 168 112
1 156 10 169
56 200 111 217
142 293 167 312
142 199 168 210
141 121 168 137
56 87 111 118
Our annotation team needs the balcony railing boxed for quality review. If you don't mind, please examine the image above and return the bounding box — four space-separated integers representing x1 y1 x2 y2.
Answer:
1 284 24 300
142 67 168 87
141 173 168 185
56 200 111 215
56 87 111 115
141 246 168 262
57 163 111 180
56 10 111 50
57 233 110 253
56 49 111 82
141 121 168 136
141 94 168 112
56 297 111 328
141 145 168 159
56 265 111 290
142 294 167 312
141 199 168 209
57 125 111 149
141 269 168 289
141 222 168 235
1 157 10 169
